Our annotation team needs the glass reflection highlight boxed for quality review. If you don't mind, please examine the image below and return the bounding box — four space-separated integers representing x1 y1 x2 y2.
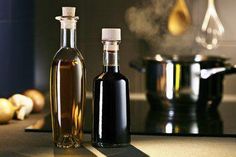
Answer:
145 108 223 135
166 63 174 99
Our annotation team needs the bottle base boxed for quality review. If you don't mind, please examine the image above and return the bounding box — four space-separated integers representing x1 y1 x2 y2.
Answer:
92 142 130 148
54 135 81 148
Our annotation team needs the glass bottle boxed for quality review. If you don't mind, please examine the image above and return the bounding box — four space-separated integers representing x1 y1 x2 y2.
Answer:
50 7 86 148
92 28 130 147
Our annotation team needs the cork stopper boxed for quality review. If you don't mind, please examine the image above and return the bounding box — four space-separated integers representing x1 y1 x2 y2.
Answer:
62 7 76 17
56 7 79 29
102 28 121 41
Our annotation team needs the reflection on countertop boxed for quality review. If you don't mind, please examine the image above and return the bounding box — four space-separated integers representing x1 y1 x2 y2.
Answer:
26 94 236 137
145 108 222 135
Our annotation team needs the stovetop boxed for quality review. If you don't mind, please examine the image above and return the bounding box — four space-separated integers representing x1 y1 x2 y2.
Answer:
25 98 236 137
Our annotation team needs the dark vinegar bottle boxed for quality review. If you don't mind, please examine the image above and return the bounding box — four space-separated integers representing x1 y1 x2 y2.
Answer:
92 28 130 147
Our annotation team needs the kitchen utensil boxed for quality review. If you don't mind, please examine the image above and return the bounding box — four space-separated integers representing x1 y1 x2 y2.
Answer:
201 65 236 79
195 0 224 50
168 0 191 36
130 54 236 111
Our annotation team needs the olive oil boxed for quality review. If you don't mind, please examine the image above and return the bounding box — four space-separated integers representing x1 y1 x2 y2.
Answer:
50 7 86 148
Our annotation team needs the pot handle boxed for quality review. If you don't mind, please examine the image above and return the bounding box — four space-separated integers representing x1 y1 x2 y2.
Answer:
129 59 146 73
200 65 236 79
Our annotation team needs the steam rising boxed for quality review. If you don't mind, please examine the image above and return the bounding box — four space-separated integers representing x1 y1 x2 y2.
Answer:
125 0 196 55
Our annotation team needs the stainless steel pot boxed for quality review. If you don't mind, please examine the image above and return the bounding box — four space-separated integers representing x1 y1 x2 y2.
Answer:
130 54 236 111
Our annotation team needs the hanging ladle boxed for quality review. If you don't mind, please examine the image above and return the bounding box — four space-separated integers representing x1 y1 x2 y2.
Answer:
195 0 224 50
168 0 191 36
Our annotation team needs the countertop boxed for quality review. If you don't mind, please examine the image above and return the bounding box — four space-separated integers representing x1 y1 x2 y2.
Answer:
0 110 236 157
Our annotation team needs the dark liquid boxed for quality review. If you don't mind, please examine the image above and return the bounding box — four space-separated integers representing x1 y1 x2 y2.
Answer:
92 66 130 147
50 59 85 148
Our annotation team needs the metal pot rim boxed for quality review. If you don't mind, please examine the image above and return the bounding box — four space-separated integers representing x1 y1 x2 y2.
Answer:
144 54 228 63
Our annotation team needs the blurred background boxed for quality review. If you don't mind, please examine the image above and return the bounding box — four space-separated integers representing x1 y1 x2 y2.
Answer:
1 0 236 97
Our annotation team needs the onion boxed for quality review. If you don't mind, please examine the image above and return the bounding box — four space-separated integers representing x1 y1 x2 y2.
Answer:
0 98 15 124
23 89 45 113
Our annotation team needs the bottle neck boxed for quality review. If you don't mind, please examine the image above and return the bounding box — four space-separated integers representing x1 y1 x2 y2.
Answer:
60 28 77 48
208 0 215 8
103 41 120 73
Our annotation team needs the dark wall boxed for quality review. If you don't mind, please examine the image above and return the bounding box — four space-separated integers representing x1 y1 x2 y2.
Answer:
0 0 235 97
34 0 236 95
34 0 144 92
0 0 34 97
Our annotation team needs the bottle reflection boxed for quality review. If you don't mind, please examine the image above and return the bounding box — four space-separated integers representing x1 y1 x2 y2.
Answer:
145 108 223 135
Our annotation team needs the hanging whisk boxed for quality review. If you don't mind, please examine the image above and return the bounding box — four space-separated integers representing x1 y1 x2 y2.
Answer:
195 0 224 50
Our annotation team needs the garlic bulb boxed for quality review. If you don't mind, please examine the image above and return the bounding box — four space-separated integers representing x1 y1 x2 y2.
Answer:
9 94 33 120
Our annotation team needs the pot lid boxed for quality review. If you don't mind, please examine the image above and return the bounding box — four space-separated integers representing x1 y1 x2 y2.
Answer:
145 54 228 63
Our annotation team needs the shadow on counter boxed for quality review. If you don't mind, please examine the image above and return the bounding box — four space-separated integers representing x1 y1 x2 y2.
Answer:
53 144 149 157
95 144 149 157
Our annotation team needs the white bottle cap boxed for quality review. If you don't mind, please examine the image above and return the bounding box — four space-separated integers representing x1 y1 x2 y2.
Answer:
62 7 76 17
102 28 121 41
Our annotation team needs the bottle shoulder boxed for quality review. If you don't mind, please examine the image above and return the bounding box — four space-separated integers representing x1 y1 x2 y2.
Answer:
94 72 128 82
53 47 84 62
